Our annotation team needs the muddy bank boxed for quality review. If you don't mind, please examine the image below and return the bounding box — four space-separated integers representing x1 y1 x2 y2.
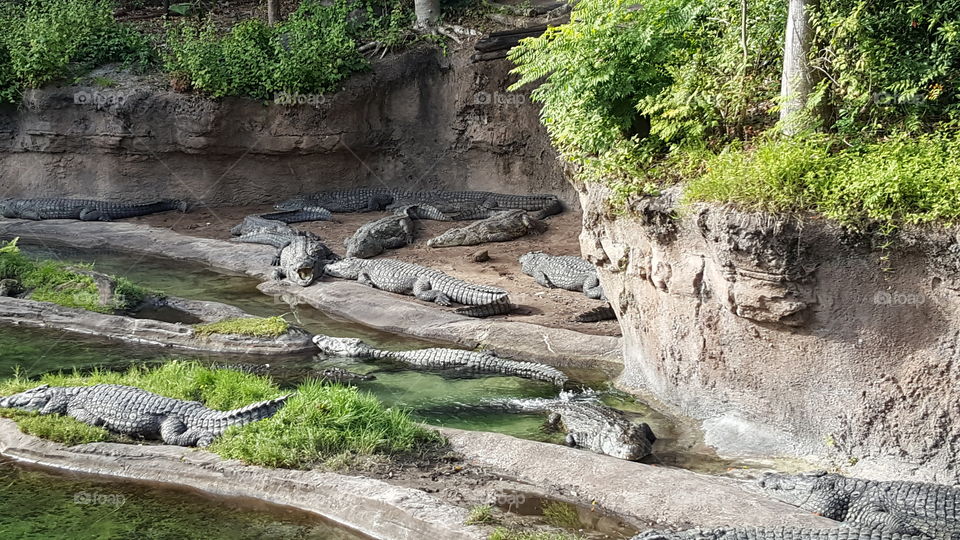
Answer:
0 219 622 369
0 45 575 207
0 296 314 355
0 419 483 540
578 183 960 483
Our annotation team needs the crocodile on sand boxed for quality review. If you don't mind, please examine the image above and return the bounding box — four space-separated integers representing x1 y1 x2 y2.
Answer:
344 206 417 258
324 257 513 317
520 251 607 300
490 391 656 460
0 384 290 447
0 198 187 221
276 188 563 220
233 228 338 287
313 335 567 386
427 209 548 248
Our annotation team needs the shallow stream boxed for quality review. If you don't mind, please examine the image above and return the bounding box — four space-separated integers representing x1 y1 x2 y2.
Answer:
0 243 779 536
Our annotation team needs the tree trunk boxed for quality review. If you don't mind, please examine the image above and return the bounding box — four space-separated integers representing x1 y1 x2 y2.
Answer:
267 0 281 26
779 0 815 135
415 0 440 30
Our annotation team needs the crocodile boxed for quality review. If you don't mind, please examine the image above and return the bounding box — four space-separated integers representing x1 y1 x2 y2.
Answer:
632 527 928 540
275 189 563 220
324 257 513 317
313 335 567 386
488 391 656 460
319 367 376 384
230 215 295 237
233 229 338 286
0 384 290 447
759 472 960 538
573 305 617 322
519 251 607 300
0 198 188 221
344 206 416 258
426 209 548 248
259 206 335 224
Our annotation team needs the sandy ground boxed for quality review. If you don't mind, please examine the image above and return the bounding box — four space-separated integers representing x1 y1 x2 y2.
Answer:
132 206 622 337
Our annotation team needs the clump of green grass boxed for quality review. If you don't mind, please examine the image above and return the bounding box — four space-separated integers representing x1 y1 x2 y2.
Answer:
211 380 445 468
194 316 290 338
0 240 154 313
682 132 960 232
490 529 584 540
541 501 581 530
0 408 113 446
466 504 497 525
0 362 443 469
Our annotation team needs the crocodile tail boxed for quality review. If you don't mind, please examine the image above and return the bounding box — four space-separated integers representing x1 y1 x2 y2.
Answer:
573 305 617 323
455 300 513 318
209 393 293 430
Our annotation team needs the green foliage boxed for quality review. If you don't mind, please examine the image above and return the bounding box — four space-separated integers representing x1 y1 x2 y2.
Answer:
0 0 153 103
0 249 153 313
211 379 445 468
684 132 960 230
0 408 113 445
466 504 497 525
194 316 290 338
540 501 581 530
0 238 19 255
0 362 443 468
164 0 412 100
810 0 960 135
489 529 584 540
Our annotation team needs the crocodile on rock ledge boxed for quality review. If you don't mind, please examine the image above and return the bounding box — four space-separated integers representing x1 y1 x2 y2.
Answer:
0 384 290 447
313 335 567 386
233 228 338 286
344 206 417 258
324 257 513 317
0 198 188 221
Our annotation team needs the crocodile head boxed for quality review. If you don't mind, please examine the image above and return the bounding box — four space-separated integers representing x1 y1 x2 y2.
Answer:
518 251 546 275
323 258 366 280
344 234 380 259
312 335 375 357
759 471 848 519
0 384 53 411
0 199 16 218
274 197 307 212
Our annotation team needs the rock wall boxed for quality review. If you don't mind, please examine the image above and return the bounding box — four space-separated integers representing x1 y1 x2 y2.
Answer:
578 183 960 483
0 45 574 207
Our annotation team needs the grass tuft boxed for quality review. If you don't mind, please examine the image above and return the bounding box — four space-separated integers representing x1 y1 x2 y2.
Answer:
194 316 290 338
0 408 112 446
541 501 581 530
466 504 497 525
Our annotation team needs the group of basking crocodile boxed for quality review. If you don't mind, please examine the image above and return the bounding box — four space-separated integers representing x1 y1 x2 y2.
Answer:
0 192 614 321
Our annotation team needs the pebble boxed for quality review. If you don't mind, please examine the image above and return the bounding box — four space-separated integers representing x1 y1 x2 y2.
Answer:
468 250 490 263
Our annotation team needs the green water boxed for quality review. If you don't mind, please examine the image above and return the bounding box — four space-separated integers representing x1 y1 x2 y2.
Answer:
0 461 364 539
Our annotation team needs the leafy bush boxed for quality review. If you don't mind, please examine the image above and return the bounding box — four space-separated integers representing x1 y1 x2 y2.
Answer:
0 0 152 103
164 0 409 99
0 362 443 468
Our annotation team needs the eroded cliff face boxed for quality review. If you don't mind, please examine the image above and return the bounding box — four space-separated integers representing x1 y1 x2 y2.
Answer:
0 46 573 206
578 183 960 483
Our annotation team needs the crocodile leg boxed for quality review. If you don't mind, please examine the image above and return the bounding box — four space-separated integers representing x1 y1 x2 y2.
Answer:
79 208 106 221
583 276 606 300
533 270 556 288
412 277 453 306
159 417 201 446
67 404 105 427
